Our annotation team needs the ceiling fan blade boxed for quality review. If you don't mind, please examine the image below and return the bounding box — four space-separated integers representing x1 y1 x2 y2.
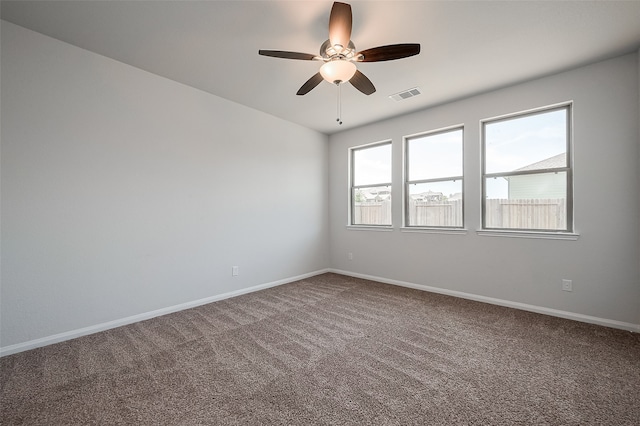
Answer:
356 44 421 62
350 70 376 95
258 50 318 61
297 72 324 96
329 2 352 49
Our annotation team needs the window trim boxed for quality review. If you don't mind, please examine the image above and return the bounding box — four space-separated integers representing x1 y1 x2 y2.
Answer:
403 124 465 229
480 102 573 233
349 140 393 227
476 229 579 240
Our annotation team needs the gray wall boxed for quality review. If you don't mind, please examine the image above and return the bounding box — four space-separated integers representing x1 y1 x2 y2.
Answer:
329 53 640 327
0 22 329 349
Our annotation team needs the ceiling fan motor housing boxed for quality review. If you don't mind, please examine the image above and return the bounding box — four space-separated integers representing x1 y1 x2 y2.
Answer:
320 39 357 61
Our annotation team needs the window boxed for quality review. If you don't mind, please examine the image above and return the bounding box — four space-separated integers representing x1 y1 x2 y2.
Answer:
350 142 392 226
405 127 463 228
482 104 572 232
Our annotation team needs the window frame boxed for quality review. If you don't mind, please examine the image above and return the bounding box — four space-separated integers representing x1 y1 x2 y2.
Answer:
349 140 393 227
481 103 573 233
403 125 465 229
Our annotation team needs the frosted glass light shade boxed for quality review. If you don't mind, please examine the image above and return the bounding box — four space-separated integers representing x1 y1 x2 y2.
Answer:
320 60 357 84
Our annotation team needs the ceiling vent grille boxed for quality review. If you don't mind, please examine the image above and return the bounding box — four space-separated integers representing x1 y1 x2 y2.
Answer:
389 87 421 102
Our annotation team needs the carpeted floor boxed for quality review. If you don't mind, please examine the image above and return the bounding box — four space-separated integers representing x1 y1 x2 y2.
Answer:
1 273 639 425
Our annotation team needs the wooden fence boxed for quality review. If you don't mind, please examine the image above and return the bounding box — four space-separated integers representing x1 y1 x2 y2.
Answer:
355 198 566 229
353 200 392 225
408 200 462 227
485 198 566 230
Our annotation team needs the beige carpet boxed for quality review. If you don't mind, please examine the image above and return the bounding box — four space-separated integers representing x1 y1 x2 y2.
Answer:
1 273 639 425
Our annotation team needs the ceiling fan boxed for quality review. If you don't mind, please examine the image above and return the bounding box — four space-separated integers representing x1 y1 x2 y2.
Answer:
258 2 420 96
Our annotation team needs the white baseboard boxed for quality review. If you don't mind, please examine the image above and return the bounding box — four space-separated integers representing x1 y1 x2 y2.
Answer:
329 269 640 333
0 269 330 357
3 267 636 357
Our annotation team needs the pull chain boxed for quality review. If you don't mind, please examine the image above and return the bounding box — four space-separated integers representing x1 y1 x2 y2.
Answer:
336 82 343 125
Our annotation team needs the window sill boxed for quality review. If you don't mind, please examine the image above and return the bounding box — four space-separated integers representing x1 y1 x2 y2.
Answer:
400 227 468 235
346 225 394 232
476 229 580 240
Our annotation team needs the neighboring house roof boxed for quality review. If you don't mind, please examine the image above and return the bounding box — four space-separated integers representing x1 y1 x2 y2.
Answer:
410 190 443 201
515 153 566 171
359 188 391 201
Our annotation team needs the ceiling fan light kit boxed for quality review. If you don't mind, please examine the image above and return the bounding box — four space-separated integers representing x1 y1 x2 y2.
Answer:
258 2 420 122
320 60 357 84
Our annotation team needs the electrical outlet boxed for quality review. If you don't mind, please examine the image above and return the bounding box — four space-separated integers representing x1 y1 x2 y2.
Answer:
232 266 239 277
562 279 572 292
348 252 353 260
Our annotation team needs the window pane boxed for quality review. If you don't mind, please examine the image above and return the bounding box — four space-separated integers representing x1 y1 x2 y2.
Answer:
353 186 392 225
407 180 462 227
484 172 567 230
485 109 567 174
408 129 463 181
353 143 392 186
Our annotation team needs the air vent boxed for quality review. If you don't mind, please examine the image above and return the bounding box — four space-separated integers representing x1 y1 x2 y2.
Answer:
389 87 421 102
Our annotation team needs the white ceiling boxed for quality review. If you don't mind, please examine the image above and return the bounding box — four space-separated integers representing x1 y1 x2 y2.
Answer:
2 1 640 135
